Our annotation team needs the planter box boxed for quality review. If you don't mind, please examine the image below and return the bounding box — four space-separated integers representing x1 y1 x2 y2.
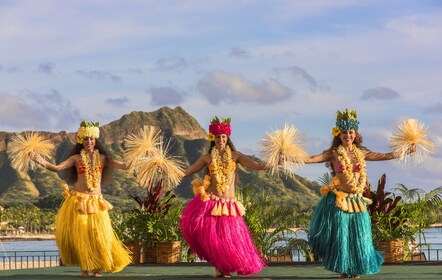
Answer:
123 242 141 264
269 254 292 262
377 239 404 263
142 245 157 264
156 241 181 263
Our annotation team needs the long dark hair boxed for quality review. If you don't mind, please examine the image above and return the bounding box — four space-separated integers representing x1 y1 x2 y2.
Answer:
62 140 113 186
325 131 365 175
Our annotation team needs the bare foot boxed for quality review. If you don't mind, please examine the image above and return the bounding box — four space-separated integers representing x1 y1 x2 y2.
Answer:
80 271 89 278
214 269 223 278
339 275 349 279
92 272 102 278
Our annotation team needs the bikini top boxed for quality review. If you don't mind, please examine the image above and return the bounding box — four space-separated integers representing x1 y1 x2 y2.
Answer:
334 161 361 173
77 160 103 174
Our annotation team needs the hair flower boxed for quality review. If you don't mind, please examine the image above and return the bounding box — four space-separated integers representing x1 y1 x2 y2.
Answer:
207 133 215 142
332 127 341 137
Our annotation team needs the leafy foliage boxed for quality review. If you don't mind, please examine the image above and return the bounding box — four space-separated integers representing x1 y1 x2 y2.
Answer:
364 174 442 252
239 186 312 261
119 180 183 246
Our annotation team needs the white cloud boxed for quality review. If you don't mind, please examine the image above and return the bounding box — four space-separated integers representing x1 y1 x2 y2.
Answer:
0 91 81 131
197 70 294 105
148 87 185 106
361 87 400 100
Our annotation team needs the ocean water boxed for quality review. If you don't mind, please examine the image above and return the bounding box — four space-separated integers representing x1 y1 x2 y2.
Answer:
0 228 441 260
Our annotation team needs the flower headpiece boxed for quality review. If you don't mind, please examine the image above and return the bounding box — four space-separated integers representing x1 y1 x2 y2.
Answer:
207 116 231 141
77 120 100 144
332 109 359 136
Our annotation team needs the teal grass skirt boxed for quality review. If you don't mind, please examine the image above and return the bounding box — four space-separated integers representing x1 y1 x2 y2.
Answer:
308 192 383 276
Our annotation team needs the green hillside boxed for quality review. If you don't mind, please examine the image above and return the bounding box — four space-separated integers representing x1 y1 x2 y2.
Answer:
0 106 321 211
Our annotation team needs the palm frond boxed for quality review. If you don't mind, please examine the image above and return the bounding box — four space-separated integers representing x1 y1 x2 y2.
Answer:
317 172 332 187
393 183 424 203
260 124 309 177
389 119 436 164
7 131 54 172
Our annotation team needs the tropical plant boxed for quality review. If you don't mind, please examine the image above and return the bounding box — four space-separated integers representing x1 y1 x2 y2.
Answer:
239 186 312 261
364 174 415 244
125 180 182 247
393 183 442 258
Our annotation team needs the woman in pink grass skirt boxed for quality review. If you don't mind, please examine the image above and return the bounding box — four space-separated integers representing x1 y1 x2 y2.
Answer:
179 116 267 278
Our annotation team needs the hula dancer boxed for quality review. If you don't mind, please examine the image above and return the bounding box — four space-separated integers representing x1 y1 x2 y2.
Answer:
179 116 268 278
29 121 131 278
305 109 421 278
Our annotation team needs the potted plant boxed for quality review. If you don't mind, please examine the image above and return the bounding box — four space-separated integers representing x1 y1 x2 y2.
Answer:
392 183 442 260
239 186 312 263
364 174 417 263
110 209 142 264
127 180 183 263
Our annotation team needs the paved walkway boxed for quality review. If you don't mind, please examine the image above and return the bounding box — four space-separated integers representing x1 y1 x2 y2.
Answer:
0 262 441 279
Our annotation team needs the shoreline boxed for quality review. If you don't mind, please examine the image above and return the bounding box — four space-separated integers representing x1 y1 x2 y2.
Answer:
0 234 55 242
0 225 440 242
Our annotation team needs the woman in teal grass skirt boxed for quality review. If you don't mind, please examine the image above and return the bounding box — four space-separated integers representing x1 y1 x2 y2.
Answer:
305 109 414 279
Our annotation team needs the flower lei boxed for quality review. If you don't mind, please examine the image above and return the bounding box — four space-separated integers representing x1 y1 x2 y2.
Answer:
80 149 102 192
210 146 235 193
337 144 367 193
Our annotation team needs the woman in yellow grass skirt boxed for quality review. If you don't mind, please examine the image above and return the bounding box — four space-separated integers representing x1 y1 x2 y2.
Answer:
32 121 131 278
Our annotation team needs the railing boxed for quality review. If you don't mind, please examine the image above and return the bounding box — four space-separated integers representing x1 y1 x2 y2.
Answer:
1 245 441 270
415 243 442 261
0 250 60 270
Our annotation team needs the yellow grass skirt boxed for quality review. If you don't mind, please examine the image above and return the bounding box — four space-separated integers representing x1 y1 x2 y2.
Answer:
55 190 131 272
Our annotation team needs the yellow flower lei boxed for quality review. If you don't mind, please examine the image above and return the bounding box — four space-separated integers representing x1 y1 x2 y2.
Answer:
210 146 235 193
80 149 102 192
337 144 367 193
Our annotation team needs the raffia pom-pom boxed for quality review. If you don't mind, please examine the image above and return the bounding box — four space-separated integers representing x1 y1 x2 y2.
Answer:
389 119 436 164
124 125 161 171
259 124 309 177
7 131 54 172
135 136 185 191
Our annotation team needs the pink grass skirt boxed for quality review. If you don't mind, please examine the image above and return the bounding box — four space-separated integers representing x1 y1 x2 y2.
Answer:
179 194 266 275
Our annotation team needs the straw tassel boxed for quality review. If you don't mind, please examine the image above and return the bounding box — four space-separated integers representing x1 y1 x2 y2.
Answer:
192 178 202 195
230 203 237 217
334 191 348 211
236 201 246 216
211 203 222 216
222 202 229 216
346 197 353 213
358 197 366 212
77 199 86 214
87 199 96 214
351 198 360 213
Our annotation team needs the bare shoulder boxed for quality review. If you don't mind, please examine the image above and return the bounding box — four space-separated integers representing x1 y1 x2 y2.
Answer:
70 154 81 161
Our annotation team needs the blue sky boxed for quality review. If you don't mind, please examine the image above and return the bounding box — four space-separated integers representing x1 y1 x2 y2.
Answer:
1 0 441 191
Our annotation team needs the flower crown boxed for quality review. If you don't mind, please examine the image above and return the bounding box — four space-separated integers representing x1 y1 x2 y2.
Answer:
207 116 231 141
77 120 100 144
332 109 359 136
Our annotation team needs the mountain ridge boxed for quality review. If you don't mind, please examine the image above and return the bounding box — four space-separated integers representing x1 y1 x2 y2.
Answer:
0 106 321 210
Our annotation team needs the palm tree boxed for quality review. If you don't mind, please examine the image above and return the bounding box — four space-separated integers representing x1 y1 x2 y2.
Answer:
393 184 442 245
238 186 312 262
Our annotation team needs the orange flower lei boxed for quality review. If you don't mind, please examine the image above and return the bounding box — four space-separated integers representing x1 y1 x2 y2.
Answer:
337 144 367 193
80 149 102 192
210 146 235 193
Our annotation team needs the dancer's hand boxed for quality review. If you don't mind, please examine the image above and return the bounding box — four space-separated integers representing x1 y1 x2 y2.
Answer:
408 143 417 154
